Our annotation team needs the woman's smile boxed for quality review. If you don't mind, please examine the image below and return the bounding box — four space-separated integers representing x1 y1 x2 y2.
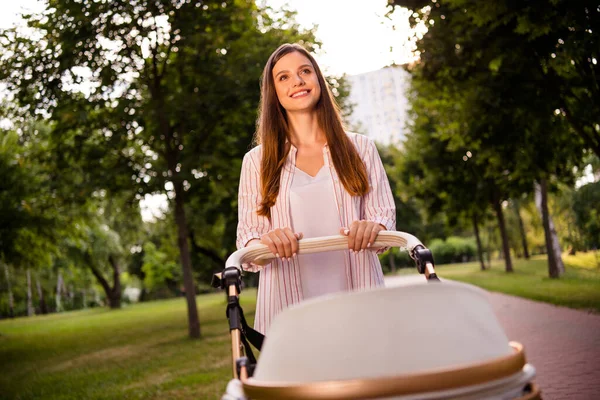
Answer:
290 89 311 98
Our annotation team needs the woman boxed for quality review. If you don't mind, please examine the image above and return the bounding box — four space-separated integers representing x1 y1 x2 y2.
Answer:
236 43 395 334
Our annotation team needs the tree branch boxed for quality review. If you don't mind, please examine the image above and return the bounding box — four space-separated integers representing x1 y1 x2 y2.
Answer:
189 229 225 266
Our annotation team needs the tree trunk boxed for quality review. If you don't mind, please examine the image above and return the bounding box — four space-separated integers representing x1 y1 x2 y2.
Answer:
94 289 102 306
107 255 122 309
4 263 14 318
88 253 122 309
82 289 87 309
174 185 201 338
56 271 64 312
514 201 530 259
535 180 565 278
492 198 513 272
472 214 486 270
486 224 494 268
389 250 397 274
154 54 199 337
26 269 34 316
36 275 48 314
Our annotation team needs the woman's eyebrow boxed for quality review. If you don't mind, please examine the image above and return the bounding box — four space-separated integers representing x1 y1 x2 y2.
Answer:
274 64 313 77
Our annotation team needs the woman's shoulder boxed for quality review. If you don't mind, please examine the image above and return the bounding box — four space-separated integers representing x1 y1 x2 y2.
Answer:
344 131 374 152
244 145 263 159
242 145 263 169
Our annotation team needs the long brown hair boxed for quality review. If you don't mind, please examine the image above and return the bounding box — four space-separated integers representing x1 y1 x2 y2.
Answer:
255 43 369 219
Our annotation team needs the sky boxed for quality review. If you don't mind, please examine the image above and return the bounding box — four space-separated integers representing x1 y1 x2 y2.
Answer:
263 0 416 75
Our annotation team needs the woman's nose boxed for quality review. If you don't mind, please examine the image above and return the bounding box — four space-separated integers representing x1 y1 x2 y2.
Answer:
292 74 305 86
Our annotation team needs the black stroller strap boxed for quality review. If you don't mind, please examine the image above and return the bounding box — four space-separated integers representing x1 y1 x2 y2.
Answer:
240 332 258 365
240 308 264 351
226 295 264 367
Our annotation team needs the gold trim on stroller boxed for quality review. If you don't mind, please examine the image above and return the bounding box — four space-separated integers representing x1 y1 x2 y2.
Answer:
243 343 538 399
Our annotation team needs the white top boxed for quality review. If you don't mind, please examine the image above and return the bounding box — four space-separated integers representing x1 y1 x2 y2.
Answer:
290 166 348 299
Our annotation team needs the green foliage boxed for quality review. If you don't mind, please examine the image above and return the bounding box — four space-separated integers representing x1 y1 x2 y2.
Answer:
378 143 449 243
378 248 414 273
141 242 179 291
428 236 477 265
572 181 600 248
392 0 597 159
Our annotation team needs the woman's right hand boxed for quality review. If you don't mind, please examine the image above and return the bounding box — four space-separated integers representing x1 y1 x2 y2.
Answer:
259 228 303 261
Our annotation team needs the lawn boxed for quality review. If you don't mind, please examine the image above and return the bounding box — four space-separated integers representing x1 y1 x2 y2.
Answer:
395 251 600 313
0 290 257 400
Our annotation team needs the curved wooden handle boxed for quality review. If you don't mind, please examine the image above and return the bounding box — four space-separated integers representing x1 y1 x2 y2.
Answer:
225 231 423 270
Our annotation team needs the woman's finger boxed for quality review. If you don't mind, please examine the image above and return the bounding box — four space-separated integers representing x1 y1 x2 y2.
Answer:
347 221 358 252
283 227 299 257
260 234 279 257
354 221 368 252
367 223 381 249
359 222 373 250
269 231 285 258
274 229 293 258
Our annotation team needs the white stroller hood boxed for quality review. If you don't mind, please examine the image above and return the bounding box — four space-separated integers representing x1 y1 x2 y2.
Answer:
236 281 538 399
253 281 514 383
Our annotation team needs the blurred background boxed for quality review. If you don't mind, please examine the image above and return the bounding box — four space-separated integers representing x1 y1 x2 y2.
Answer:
0 0 598 398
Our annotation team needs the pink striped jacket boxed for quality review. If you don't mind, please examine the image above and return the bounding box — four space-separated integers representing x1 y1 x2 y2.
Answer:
236 132 396 334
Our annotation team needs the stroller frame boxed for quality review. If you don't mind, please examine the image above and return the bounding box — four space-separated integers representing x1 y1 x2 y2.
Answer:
213 231 541 399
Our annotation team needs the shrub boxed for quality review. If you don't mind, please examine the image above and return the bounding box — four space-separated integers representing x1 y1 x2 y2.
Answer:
429 236 477 265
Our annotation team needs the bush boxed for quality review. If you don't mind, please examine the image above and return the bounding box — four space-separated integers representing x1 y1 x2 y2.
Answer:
378 248 415 273
428 236 477 265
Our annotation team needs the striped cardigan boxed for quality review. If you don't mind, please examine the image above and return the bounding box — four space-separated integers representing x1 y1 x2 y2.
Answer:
236 132 396 334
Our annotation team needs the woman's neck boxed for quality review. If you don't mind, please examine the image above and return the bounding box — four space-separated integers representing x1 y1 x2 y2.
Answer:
287 111 326 148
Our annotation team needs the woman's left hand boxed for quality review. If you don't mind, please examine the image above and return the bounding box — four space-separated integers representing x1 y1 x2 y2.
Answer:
340 220 386 252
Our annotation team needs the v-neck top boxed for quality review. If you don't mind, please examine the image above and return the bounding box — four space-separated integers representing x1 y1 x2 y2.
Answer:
290 166 347 299
236 132 396 335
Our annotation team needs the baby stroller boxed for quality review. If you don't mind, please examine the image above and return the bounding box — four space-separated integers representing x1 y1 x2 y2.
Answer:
213 231 541 399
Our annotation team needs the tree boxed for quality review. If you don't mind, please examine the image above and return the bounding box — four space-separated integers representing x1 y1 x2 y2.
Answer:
390 0 589 276
572 181 600 249
0 0 322 336
389 0 600 157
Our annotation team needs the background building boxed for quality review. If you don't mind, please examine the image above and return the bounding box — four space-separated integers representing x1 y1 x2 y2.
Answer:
345 66 411 146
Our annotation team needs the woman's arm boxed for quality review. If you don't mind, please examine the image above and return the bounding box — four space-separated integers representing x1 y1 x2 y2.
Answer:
362 137 396 231
236 151 271 271
341 136 396 253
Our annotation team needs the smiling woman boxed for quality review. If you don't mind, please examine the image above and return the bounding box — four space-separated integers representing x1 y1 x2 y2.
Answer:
236 43 396 335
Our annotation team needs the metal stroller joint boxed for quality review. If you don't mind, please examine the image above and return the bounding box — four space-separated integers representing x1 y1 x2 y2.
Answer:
212 267 243 292
411 245 439 281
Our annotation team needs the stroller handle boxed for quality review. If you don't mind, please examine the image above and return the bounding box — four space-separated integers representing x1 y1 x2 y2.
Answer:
225 231 424 270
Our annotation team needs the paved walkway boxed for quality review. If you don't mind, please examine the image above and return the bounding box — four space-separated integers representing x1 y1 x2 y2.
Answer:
385 275 600 400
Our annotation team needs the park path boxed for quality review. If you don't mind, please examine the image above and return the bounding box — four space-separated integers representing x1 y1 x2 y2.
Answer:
385 275 600 400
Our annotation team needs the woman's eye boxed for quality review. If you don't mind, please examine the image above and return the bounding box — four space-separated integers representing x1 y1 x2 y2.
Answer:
279 75 288 81
301 68 311 74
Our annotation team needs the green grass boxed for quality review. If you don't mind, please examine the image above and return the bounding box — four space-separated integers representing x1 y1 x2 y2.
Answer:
0 290 257 400
394 251 600 312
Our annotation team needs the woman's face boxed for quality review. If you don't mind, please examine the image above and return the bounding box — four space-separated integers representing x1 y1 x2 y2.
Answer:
272 51 321 113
